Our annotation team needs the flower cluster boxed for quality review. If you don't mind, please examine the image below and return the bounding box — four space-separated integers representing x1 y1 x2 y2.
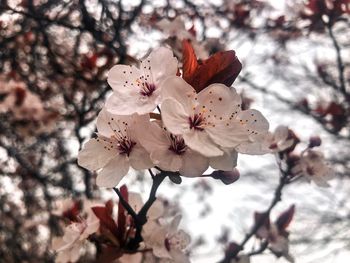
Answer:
51 186 190 263
254 205 296 263
78 43 271 188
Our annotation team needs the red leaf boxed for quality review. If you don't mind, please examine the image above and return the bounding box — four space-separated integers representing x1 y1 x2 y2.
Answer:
14 87 26 106
182 40 242 92
62 200 81 222
105 199 114 216
96 245 123 263
92 206 118 236
116 185 129 243
276 205 295 231
182 40 198 82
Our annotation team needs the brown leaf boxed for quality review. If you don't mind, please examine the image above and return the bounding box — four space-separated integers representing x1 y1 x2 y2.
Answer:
92 206 118 236
276 205 295 231
182 40 242 92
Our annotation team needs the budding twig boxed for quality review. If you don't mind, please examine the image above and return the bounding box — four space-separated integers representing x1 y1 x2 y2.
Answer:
219 170 290 262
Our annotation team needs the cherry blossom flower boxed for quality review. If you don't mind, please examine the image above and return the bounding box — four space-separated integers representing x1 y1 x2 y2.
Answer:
254 206 295 263
77 109 153 187
143 215 191 263
265 224 294 263
52 210 99 263
135 119 240 175
105 47 178 115
292 150 334 187
236 125 294 154
160 76 269 157
135 120 209 177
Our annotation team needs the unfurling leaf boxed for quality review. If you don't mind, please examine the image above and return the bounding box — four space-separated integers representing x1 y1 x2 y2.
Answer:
276 204 295 231
182 40 242 92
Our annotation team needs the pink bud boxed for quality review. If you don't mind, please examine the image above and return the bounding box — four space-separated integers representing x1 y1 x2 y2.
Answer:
210 169 240 185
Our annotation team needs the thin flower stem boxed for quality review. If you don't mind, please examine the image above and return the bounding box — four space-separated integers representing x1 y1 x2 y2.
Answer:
148 168 155 179
326 22 347 95
125 171 167 250
113 188 139 223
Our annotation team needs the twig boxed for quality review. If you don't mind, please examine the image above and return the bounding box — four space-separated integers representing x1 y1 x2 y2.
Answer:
219 171 290 262
326 22 347 95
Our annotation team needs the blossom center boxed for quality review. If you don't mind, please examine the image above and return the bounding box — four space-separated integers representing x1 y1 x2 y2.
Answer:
169 135 187 155
140 82 156 96
164 237 171 251
117 138 136 156
189 114 205 131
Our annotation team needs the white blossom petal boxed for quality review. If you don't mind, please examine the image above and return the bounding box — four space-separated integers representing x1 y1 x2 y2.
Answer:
148 47 178 84
107 65 142 92
161 99 191 135
235 109 269 141
183 131 223 157
77 139 114 171
135 120 170 150
197 83 241 120
210 148 238 171
106 90 160 115
148 200 164 220
151 148 183 172
129 144 154 170
96 155 129 187
179 150 209 177
161 76 197 112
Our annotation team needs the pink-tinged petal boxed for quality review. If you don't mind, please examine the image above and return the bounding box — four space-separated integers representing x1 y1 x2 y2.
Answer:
69 244 82 263
119 253 142 263
96 108 132 137
128 193 143 213
107 64 142 92
197 83 241 120
236 109 269 141
105 90 159 115
205 122 243 148
148 200 164 220
274 125 289 141
161 99 191 135
151 148 183 172
236 140 269 155
52 237 66 251
169 215 182 234
77 139 114 171
169 249 191 263
96 156 129 187
134 120 170 151
128 113 152 140
161 76 197 112
210 148 238 171
179 150 209 177
129 144 154 170
183 130 224 157
148 47 178 84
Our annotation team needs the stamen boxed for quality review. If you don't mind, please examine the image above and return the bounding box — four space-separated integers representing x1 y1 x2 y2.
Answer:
169 135 187 155
140 82 156 96
189 114 205 131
